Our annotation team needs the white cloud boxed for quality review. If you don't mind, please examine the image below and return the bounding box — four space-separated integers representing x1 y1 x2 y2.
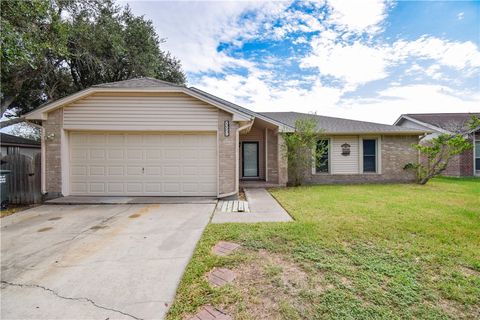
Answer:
194 70 480 124
457 12 464 20
326 0 389 34
392 36 480 71
194 72 343 114
124 0 480 124
301 32 389 89
301 33 480 90
340 84 480 123
124 0 292 74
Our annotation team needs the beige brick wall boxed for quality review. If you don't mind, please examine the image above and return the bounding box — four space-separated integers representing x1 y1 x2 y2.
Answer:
305 135 419 184
218 110 238 195
266 128 279 183
43 108 63 197
277 133 288 186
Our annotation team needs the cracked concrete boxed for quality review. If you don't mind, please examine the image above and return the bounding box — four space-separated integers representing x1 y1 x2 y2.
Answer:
1 203 215 320
1 281 141 320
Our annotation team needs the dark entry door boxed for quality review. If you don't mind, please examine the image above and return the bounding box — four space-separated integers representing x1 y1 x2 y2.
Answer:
242 142 259 177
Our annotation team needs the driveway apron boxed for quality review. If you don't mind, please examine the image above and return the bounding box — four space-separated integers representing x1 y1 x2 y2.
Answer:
1 203 215 320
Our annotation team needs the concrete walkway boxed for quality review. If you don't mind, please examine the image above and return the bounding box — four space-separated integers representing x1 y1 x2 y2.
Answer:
1 203 215 320
211 188 292 223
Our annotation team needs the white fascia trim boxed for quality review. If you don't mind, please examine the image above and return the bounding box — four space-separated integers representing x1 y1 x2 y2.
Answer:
25 87 253 122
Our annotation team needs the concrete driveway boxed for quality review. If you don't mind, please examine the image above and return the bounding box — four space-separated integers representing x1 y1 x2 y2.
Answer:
1 203 215 320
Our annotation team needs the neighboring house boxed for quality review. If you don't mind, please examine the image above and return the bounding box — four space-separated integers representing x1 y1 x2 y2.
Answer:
24 78 427 199
0 133 41 159
394 113 480 177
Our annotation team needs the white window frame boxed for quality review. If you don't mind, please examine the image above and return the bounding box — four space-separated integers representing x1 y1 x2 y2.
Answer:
474 132 480 176
312 138 331 175
360 136 382 174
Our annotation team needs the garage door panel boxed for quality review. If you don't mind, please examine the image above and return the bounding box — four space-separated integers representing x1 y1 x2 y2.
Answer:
107 183 124 193
89 183 105 193
108 166 124 176
89 166 105 176
126 149 143 160
89 134 107 144
70 132 217 196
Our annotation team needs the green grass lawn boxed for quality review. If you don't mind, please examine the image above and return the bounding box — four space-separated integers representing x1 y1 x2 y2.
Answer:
167 177 480 320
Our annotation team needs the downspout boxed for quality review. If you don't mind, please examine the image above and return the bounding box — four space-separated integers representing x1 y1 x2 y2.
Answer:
218 120 254 198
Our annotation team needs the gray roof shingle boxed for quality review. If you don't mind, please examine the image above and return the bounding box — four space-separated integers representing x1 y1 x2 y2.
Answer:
260 112 427 135
0 133 40 147
94 77 183 88
402 113 480 131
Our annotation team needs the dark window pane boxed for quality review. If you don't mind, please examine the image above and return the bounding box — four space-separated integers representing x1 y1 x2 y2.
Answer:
364 156 376 172
363 139 376 172
476 158 480 171
316 140 329 173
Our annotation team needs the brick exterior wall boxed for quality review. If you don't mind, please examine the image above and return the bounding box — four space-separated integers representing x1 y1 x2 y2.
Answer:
425 133 475 177
43 108 63 197
266 128 279 184
277 133 288 186
218 110 238 195
303 135 419 184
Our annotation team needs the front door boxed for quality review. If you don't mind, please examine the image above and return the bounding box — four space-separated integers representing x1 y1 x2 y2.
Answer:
242 142 259 178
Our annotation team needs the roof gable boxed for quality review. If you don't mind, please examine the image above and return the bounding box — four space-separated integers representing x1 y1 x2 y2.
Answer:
394 113 480 133
25 79 252 122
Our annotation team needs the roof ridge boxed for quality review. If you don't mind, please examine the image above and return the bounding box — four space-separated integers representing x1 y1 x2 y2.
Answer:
405 112 480 116
93 77 183 88
261 111 398 127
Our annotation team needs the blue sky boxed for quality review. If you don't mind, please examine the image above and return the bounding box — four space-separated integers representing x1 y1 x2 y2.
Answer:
124 0 480 124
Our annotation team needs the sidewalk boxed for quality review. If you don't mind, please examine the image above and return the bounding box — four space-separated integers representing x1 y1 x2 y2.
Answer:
211 188 292 223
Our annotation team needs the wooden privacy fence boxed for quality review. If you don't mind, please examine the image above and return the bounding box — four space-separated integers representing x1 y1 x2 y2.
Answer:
1 153 42 204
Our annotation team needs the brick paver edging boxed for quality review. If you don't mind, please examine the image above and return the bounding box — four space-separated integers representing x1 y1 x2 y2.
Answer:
207 267 236 287
188 305 232 320
211 241 241 256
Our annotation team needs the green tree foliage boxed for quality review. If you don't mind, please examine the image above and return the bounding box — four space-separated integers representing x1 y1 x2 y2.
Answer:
1 0 186 127
282 116 327 186
405 116 480 184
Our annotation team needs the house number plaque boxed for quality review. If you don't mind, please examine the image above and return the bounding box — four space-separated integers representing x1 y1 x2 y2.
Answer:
341 143 351 156
224 120 230 137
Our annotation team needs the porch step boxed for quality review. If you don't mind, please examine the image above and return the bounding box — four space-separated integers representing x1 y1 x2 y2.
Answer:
216 200 250 213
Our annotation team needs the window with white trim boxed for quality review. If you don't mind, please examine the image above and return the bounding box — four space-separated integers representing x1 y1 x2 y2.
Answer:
363 139 377 173
475 139 480 174
316 139 329 173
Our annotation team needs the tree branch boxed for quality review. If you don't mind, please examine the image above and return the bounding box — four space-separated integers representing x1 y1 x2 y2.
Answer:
0 117 26 129
1 96 16 117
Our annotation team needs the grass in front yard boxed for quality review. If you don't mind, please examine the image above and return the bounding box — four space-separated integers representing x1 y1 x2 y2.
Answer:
167 177 480 319
0 204 34 218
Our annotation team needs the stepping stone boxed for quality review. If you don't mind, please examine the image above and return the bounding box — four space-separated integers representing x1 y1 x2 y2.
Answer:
212 241 241 256
189 305 232 320
207 267 236 287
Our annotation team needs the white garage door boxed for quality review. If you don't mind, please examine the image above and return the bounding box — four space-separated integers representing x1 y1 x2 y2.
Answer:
69 132 217 196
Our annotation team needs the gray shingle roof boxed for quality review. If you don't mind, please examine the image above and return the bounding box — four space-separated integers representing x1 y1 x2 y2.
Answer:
94 77 183 88
260 112 427 135
0 133 40 147
401 113 480 131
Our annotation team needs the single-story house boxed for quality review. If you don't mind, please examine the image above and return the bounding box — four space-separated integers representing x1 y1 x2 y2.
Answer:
0 132 41 159
25 78 427 199
394 113 480 177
